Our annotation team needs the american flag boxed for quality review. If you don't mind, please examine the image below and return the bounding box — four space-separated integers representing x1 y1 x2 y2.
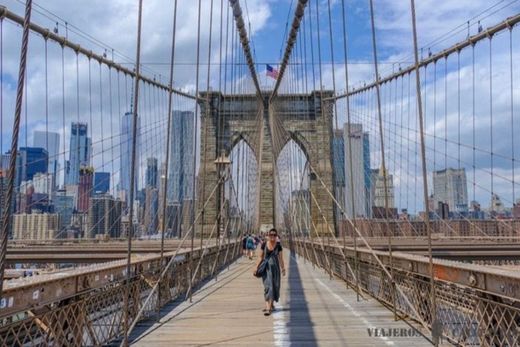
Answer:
266 64 279 79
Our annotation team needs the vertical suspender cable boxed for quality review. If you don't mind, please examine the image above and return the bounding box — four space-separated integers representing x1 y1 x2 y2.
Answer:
340 0 360 301
123 0 144 345
510 28 515 204
0 0 32 299
44 38 49 184
88 60 93 162
407 73 411 209
472 44 476 204
116 67 121 197
108 64 115 201
0 18 2 167
368 0 396 320
326 0 340 241
315 0 323 92
189 0 203 304
302 17 308 94
457 52 461 172
215 1 225 256
160 0 178 268
61 43 66 187
313 0 332 278
100 63 105 170
433 62 437 189
75 53 81 172
489 37 494 199
399 71 405 210
326 0 337 131
410 0 438 344
444 58 447 204
308 3 316 92
199 0 214 263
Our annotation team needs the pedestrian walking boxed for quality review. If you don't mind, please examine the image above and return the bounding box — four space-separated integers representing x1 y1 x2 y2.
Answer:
246 234 256 259
253 228 286 316
242 235 248 256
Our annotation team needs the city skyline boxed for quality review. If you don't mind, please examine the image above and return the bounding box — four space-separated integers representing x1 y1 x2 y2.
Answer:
2 112 517 241
2 109 200 240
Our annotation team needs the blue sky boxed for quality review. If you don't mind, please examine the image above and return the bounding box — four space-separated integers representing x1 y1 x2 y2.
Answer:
1 0 520 213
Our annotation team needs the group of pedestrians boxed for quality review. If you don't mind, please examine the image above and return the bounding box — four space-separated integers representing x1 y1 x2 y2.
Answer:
242 234 261 260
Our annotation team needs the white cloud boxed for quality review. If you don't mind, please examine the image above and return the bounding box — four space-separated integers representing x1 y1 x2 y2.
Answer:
0 0 273 191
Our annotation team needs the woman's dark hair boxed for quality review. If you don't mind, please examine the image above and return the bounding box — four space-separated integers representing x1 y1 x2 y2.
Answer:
269 228 278 235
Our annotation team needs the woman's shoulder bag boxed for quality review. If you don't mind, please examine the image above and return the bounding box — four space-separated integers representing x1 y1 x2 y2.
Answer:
254 244 273 278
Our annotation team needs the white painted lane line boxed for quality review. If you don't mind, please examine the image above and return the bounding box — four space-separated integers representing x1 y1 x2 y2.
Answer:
272 304 290 347
315 278 395 346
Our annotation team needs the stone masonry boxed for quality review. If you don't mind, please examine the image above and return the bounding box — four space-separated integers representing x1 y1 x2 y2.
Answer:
198 91 336 237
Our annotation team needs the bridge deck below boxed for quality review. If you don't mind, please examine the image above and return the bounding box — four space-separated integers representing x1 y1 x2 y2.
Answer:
130 252 432 346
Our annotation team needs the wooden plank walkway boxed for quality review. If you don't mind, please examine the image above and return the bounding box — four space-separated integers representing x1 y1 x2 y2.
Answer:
130 252 434 346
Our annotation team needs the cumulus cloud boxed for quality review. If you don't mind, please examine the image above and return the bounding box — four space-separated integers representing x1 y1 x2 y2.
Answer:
1 0 519 214
1 0 272 190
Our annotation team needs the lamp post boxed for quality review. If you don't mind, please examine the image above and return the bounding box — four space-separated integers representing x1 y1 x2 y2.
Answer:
214 154 231 241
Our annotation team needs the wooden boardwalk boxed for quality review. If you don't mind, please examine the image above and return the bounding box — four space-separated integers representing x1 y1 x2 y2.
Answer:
130 252 433 346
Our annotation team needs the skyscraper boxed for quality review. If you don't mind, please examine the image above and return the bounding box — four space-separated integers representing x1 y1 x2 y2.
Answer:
53 189 74 230
16 180 34 214
12 212 60 240
343 123 366 218
33 130 60 189
32 172 53 197
373 166 395 208
93 172 110 194
0 170 5 215
0 170 10 237
168 111 195 203
333 130 345 188
19 147 49 183
78 166 94 213
88 195 122 238
120 112 141 203
146 157 158 189
433 168 468 213
65 123 91 186
363 132 371 216
1 151 22 189
333 130 345 230
144 187 159 234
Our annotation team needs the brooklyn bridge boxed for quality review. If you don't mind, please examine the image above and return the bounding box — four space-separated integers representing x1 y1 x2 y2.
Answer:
1 0 520 345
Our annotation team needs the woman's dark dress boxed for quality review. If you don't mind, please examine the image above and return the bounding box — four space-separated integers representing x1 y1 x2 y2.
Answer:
261 242 282 302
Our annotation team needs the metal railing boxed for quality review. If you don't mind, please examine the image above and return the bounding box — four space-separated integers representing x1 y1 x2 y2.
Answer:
293 239 520 346
0 241 240 346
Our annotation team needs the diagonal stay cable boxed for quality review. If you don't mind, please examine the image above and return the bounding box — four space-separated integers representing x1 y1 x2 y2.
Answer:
229 0 261 96
124 176 225 341
307 161 431 331
270 0 308 100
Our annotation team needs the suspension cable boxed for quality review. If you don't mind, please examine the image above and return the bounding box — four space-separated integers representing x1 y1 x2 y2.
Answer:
0 0 32 298
123 0 143 344
410 0 438 343
188 0 203 304
368 0 396 319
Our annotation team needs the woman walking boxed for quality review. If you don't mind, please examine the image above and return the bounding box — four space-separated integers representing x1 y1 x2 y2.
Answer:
253 228 286 316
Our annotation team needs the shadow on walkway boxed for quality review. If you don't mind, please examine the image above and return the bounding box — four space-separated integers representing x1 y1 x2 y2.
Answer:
286 252 318 346
124 260 246 345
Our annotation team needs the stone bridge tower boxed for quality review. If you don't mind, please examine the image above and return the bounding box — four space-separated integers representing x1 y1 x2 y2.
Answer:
198 91 335 237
